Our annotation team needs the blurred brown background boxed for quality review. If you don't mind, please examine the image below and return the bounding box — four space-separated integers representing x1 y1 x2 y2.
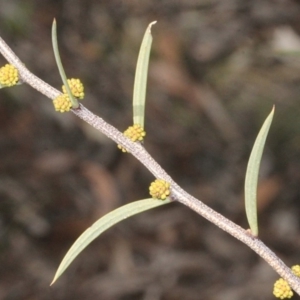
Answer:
0 1 300 299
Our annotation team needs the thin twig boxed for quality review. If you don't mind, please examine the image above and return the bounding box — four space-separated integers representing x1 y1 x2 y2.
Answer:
0 35 299 295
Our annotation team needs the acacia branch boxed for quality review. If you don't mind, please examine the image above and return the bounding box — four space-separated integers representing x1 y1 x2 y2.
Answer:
0 35 299 295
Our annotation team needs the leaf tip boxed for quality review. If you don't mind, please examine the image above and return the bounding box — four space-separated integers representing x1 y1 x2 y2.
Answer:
50 278 56 286
149 21 157 32
50 272 60 286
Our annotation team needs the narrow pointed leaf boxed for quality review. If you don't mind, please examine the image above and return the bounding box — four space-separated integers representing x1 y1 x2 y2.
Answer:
51 19 79 108
244 106 275 236
51 197 170 285
133 21 156 128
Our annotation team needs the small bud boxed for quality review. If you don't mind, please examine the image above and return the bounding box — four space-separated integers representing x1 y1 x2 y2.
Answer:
62 78 84 99
118 124 146 152
53 94 72 113
0 64 19 87
149 179 170 200
273 278 293 299
117 145 128 153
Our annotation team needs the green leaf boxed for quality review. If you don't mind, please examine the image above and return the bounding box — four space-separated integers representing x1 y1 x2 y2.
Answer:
51 19 79 108
244 106 275 236
51 197 170 285
133 21 156 128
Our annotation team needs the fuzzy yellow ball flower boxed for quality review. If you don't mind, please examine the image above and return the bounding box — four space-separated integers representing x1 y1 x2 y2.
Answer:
53 94 72 113
292 265 300 277
273 278 293 299
149 179 170 200
62 78 84 99
118 124 146 152
0 64 19 87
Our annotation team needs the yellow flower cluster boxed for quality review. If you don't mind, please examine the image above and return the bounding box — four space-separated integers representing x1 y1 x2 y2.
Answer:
53 94 72 113
118 124 146 152
292 265 300 277
0 64 19 87
273 265 300 299
62 78 84 99
149 179 170 200
273 278 293 299
53 78 84 113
